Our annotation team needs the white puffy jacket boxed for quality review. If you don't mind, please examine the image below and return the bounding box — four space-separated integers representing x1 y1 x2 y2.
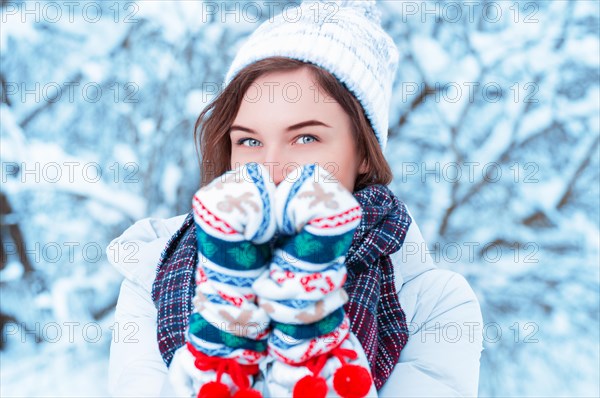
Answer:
106 207 484 397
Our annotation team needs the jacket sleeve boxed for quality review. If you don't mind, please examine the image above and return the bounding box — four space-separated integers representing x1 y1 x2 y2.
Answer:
106 216 186 397
378 269 484 397
109 277 168 397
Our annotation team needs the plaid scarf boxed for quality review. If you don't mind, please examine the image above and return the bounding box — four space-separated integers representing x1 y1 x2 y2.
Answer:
151 183 411 390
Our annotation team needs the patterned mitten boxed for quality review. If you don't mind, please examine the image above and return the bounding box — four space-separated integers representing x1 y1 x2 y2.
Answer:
167 162 277 398
253 164 377 398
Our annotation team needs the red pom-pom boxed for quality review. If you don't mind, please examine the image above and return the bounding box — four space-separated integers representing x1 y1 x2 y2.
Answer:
333 365 372 398
232 388 263 398
198 381 231 398
293 375 328 398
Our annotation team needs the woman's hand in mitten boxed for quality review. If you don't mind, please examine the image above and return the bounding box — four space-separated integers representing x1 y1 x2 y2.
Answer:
176 162 278 398
253 163 376 398
191 161 277 340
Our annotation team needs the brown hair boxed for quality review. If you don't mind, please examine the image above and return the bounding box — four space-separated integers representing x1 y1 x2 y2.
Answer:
193 56 392 192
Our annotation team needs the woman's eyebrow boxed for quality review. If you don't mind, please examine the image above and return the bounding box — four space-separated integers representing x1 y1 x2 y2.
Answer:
229 120 331 134
285 120 331 131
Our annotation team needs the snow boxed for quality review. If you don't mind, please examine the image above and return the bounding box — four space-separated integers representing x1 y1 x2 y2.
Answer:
434 55 481 127
186 89 211 117
112 143 138 164
19 140 147 220
138 118 156 137
574 0 600 18
517 105 553 142
1 340 111 397
564 36 600 68
0 261 24 282
80 61 108 82
129 64 148 88
469 32 507 66
0 105 28 163
557 87 600 120
162 163 183 206
521 178 567 212
410 35 451 85
470 118 512 165
135 0 209 43
156 52 176 81
0 9 39 48
86 201 127 225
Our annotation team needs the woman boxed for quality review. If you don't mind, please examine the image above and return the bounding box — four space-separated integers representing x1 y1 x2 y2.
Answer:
107 1 484 397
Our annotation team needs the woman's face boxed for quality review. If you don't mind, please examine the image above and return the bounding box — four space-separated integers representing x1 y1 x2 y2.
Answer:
230 67 367 192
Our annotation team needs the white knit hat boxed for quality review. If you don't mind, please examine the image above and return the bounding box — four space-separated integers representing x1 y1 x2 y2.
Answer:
223 0 400 152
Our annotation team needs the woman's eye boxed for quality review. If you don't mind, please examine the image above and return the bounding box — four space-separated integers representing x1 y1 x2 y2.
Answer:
237 138 262 147
296 135 317 144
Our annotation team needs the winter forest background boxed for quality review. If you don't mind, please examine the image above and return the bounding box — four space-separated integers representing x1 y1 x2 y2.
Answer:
1 0 598 396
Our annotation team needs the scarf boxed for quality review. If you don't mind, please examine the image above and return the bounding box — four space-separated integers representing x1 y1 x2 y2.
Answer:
151 183 412 390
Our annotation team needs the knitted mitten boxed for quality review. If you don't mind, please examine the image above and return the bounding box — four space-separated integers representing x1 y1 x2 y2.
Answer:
167 162 277 398
253 164 377 398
